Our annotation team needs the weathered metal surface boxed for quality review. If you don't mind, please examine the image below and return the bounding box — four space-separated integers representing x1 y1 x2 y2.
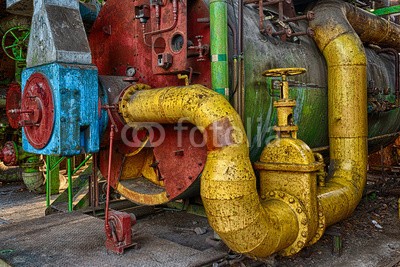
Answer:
21 63 99 156
89 0 211 88
309 0 369 227
255 67 323 255
241 4 400 161
241 3 329 161
119 85 301 257
99 82 207 204
0 141 18 166
105 210 137 254
21 73 55 149
5 83 21 129
6 0 33 16
153 124 207 200
210 0 229 98
26 0 91 67
145 0 189 74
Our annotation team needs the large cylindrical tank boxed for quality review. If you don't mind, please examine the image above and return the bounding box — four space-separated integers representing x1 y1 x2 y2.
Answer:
240 6 400 160
89 0 400 204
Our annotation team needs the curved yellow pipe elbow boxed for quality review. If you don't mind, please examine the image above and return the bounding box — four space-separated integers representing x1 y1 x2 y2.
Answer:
119 85 298 257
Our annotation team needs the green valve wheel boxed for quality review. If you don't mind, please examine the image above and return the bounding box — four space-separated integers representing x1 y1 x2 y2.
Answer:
2 26 30 62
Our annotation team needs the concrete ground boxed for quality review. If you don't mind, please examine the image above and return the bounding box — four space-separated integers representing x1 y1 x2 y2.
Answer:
0 181 400 267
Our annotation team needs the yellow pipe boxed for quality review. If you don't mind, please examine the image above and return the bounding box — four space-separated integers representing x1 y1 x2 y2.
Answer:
120 85 298 257
310 0 400 226
118 2 400 258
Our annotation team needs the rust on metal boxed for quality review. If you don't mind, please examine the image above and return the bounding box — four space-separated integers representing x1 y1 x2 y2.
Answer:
5 83 22 129
0 141 18 166
204 117 235 150
89 0 211 87
153 124 207 200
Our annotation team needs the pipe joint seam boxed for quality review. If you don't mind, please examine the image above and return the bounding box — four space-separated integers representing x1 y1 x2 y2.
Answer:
264 190 310 256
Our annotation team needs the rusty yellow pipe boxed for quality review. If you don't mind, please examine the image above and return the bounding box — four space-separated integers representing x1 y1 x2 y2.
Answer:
310 0 400 226
117 2 400 256
119 85 299 257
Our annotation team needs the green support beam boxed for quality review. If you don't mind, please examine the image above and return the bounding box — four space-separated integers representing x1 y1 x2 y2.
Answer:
46 156 65 207
372 5 400 16
46 155 92 212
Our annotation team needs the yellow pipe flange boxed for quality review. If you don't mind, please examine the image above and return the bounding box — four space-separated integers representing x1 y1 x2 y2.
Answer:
119 83 152 124
265 190 309 256
308 199 326 246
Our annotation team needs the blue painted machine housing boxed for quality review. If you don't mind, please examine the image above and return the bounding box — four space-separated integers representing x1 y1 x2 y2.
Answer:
22 63 99 156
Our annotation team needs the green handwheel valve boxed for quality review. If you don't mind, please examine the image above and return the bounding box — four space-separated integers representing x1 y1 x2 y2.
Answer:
2 26 30 62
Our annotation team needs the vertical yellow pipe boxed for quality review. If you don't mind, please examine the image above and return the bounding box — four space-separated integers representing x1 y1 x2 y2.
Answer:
310 0 400 225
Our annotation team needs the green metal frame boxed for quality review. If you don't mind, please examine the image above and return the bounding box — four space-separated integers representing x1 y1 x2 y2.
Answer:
372 5 400 16
46 154 92 212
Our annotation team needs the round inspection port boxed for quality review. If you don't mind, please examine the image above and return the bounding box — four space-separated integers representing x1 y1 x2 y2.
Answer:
153 37 166 54
171 33 184 53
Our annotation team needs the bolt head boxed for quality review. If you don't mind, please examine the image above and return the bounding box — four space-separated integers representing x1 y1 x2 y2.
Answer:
297 241 304 248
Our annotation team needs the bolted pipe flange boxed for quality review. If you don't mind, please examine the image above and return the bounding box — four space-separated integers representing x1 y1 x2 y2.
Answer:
308 198 326 246
119 83 152 124
265 190 309 256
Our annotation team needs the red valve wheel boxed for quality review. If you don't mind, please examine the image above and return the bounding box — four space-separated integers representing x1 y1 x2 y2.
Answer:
21 73 55 149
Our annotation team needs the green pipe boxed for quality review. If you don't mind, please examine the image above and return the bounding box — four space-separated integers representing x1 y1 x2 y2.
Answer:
372 5 400 16
67 158 73 212
46 156 50 207
210 0 229 99
72 154 92 175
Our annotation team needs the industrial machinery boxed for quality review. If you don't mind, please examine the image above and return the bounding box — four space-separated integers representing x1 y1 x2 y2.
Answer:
7 0 400 259
0 14 46 190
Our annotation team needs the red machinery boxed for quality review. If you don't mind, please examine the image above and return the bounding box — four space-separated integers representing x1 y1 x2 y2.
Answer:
90 0 211 205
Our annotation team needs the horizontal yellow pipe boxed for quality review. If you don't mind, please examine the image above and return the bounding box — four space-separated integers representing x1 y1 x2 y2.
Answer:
119 85 298 257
